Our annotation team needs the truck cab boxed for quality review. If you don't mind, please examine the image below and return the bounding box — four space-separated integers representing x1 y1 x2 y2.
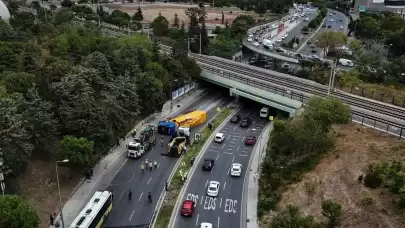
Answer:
127 142 144 159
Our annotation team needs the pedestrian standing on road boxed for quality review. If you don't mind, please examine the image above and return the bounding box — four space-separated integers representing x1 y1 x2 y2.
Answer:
149 161 153 171
141 164 145 173
165 180 168 191
116 139 120 146
128 190 132 200
160 137 164 147
154 160 158 169
190 157 195 166
148 192 152 203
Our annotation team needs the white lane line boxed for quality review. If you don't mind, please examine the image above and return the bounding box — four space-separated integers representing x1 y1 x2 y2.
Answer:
227 148 233 151
232 156 235 162
147 177 152 185
224 152 233 154
227 168 230 175
129 171 136 183
220 197 223 208
242 137 245 143
222 144 225 149
207 150 219 153
228 144 235 147
218 216 220 228
129 210 135 220
227 135 231 139
237 146 240 151
238 154 248 156
138 192 143 201
252 121 256 126
223 182 226 191
196 213 200 226
247 128 250 132
205 180 209 188
216 154 220 160
233 126 237 131
118 190 125 201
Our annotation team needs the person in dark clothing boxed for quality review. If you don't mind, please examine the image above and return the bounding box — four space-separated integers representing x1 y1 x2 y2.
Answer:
111 191 114 200
148 192 152 203
49 214 54 225
128 190 132 200
190 157 195 166
116 139 120 146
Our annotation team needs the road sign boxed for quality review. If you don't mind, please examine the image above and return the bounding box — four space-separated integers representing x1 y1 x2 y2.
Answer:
359 5 366 12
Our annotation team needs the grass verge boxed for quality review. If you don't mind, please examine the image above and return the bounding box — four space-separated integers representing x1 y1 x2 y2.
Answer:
154 107 235 228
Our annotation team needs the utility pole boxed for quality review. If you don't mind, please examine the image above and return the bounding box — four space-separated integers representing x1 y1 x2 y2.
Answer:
199 33 202 54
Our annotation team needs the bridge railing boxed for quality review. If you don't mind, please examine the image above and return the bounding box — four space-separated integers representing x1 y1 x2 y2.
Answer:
202 65 405 138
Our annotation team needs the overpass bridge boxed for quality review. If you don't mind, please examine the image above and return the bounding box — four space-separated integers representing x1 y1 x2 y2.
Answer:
201 71 302 117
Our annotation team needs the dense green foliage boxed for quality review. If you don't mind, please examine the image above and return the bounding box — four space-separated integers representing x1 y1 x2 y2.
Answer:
363 160 405 208
258 97 350 218
0 5 200 177
270 206 322 228
321 200 343 226
0 195 40 228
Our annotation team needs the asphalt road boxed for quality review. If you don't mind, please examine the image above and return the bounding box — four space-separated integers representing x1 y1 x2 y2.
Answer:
298 9 349 57
103 91 231 228
173 104 268 228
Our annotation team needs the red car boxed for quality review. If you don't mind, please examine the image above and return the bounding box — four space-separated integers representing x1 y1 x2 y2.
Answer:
245 136 257 145
180 200 195 216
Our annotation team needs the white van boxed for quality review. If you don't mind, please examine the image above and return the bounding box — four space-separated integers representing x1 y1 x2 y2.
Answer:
338 58 354 67
260 107 269 118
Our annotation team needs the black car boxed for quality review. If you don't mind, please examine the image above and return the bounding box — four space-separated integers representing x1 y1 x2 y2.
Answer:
202 158 215 171
230 115 241 124
240 117 252 128
327 24 332 28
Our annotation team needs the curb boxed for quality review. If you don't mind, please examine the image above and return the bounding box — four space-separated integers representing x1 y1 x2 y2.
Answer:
167 105 242 228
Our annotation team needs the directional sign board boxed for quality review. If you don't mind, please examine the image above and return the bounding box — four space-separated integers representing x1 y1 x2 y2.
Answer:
359 5 366 12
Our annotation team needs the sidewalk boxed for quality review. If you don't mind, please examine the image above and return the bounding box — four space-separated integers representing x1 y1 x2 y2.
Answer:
246 122 273 228
50 88 207 228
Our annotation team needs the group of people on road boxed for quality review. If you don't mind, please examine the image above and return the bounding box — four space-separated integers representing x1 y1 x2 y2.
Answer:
141 159 158 173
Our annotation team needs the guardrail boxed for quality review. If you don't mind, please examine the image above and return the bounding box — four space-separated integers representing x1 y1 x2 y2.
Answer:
201 65 405 138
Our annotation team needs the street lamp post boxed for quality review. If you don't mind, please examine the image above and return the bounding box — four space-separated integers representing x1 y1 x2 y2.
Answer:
56 159 69 228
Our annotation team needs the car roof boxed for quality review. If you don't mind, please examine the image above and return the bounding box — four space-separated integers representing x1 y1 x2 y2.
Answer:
128 142 139 146
183 200 193 207
232 163 242 167
209 181 220 185
200 223 213 228
215 133 224 137
204 158 214 161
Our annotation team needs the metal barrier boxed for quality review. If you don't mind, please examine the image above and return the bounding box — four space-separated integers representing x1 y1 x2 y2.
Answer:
202 66 405 138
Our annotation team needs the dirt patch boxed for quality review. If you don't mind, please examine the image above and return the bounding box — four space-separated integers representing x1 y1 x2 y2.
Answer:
260 123 405 228
17 157 82 228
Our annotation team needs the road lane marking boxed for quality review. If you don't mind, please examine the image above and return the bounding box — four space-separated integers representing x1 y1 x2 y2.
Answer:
220 198 223 208
129 210 135 220
147 177 152 185
233 126 237 131
227 148 233 151
237 146 240 151
138 192 143 201
224 152 232 154
242 137 245 143
107 159 128 186
252 121 256 126
228 144 235 147
196 213 200 226
232 156 235 162
222 144 225 149
223 182 226 191
238 154 248 156
218 216 220 228
118 190 125 201
208 149 218 153
216 154 220 160
227 168 230 175
227 135 231 139
129 171 136 183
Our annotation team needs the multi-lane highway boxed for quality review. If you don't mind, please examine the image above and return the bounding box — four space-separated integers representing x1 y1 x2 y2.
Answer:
103 91 230 227
172 104 268 228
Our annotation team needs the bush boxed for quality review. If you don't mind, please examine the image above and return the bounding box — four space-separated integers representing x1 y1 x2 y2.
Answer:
257 191 281 217
271 206 322 228
364 170 384 188
321 200 343 226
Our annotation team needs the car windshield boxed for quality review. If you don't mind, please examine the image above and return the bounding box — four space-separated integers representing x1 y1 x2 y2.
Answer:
241 119 247 123
209 186 217 191
247 136 254 140
204 160 212 165
232 166 240 171
128 145 138 150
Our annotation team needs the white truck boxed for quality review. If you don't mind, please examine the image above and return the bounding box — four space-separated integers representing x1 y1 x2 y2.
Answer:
127 141 144 159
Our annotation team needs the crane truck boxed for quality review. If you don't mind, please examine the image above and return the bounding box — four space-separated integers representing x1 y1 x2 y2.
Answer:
127 125 156 159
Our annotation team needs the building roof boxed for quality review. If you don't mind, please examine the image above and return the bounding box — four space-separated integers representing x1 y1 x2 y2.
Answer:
0 0 10 23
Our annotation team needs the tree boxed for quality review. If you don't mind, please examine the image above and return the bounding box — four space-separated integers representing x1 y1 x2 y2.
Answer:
152 37 160 62
270 206 322 228
172 13 180 28
338 70 363 88
304 97 351 131
151 13 169 37
316 31 347 57
321 200 343 226
136 73 165 115
132 7 143 21
58 135 94 167
0 195 40 228
0 72 36 94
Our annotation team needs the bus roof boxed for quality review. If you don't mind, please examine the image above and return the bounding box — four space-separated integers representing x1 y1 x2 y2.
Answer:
69 191 111 228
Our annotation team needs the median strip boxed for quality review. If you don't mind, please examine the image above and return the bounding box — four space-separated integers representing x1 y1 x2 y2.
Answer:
154 107 236 228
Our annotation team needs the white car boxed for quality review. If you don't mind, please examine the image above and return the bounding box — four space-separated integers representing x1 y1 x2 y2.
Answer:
247 37 253 42
230 163 242 177
200 223 213 228
214 133 225 143
207 181 220 197
304 17 309 22
253 41 260 46
248 34 253 38
276 38 282 43
281 34 288 40
329 19 334 22
340 26 344 30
